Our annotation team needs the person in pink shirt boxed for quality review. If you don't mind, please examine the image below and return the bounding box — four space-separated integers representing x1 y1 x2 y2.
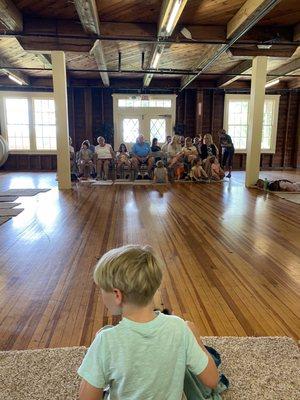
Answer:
209 157 225 181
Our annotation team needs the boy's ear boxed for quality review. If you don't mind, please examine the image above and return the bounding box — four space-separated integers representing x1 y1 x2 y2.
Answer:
113 288 123 305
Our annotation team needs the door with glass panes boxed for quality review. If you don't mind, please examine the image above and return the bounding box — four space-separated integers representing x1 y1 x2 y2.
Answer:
118 114 172 151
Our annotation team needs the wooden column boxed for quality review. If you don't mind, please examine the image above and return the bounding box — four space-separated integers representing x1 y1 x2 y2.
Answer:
245 56 267 187
51 51 71 190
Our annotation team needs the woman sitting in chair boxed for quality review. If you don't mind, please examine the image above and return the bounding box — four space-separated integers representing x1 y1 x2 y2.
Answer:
77 141 94 179
116 143 131 178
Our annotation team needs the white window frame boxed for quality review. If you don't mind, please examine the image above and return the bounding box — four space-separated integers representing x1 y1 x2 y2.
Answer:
0 91 56 154
223 94 280 154
112 94 177 150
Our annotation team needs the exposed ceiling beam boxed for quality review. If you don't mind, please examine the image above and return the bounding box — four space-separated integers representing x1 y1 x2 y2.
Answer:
0 55 29 85
287 77 300 89
181 0 281 90
217 60 252 87
0 0 22 31
227 0 281 39
143 0 188 87
0 0 50 81
227 45 297 58
74 0 109 86
11 17 297 51
266 58 300 86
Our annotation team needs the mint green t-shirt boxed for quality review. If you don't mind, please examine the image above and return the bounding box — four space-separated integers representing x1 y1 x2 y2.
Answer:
77 312 208 400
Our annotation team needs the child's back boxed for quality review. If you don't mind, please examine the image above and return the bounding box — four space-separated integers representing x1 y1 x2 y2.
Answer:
77 245 218 400
78 312 207 400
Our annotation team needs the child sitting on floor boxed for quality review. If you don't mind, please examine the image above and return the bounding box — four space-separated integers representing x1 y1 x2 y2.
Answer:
210 157 225 181
153 160 169 184
77 245 219 400
190 158 208 181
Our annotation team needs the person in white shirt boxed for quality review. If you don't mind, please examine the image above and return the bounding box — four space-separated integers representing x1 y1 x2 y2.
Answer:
161 135 172 154
94 136 115 180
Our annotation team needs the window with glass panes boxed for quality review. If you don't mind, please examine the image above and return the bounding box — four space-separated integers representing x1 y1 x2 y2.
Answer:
227 100 248 150
1 93 56 152
34 99 56 150
261 100 274 150
224 94 279 152
5 98 30 150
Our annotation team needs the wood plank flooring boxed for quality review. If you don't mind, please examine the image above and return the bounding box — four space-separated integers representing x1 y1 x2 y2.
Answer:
0 170 299 351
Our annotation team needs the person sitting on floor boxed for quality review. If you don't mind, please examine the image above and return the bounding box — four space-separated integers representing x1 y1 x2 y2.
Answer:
131 134 154 180
94 136 115 181
116 143 131 178
201 134 219 177
77 245 219 400
256 179 300 192
182 137 198 164
209 156 225 181
190 158 208 181
193 136 202 156
153 160 169 184
77 140 94 179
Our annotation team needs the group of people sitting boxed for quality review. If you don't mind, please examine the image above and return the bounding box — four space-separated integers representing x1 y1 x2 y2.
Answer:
69 129 235 184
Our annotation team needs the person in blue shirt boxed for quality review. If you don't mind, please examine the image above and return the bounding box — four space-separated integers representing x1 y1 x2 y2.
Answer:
131 134 154 179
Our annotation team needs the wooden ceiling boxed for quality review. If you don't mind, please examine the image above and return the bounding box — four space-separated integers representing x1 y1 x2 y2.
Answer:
0 0 299 89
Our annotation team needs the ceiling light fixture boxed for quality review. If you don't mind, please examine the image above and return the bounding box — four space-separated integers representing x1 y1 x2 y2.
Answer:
152 51 162 69
257 44 272 50
166 0 182 34
8 74 23 85
265 78 280 88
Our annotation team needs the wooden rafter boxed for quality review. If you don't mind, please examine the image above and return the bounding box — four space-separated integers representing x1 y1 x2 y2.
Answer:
266 58 300 85
0 55 29 85
143 0 188 87
74 0 109 86
0 0 51 77
181 0 282 90
0 0 22 31
217 60 252 87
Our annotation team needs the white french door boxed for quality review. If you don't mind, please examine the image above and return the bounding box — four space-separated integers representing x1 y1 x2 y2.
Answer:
117 114 172 150
113 94 177 151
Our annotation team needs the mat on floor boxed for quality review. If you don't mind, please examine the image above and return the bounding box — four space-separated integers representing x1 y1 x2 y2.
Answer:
0 216 11 226
0 208 24 217
91 181 114 186
0 189 50 197
273 192 300 204
0 196 18 202
0 202 21 209
0 336 298 400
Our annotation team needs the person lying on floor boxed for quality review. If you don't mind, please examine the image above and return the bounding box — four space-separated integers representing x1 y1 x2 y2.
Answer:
78 245 219 400
189 158 208 182
256 179 300 192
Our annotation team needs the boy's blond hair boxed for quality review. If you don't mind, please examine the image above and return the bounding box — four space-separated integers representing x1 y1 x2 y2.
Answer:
94 245 163 306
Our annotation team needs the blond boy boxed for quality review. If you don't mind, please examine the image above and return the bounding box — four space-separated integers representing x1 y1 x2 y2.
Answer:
78 245 218 400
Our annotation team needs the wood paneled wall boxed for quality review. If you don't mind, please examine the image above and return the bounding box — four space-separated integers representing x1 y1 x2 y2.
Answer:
176 88 300 170
1 85 300 171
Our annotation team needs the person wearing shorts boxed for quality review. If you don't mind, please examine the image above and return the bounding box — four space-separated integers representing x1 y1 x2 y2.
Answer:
219 129 234 178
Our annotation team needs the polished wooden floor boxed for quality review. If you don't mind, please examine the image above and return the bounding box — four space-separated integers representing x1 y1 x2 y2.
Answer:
0 170 299 351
